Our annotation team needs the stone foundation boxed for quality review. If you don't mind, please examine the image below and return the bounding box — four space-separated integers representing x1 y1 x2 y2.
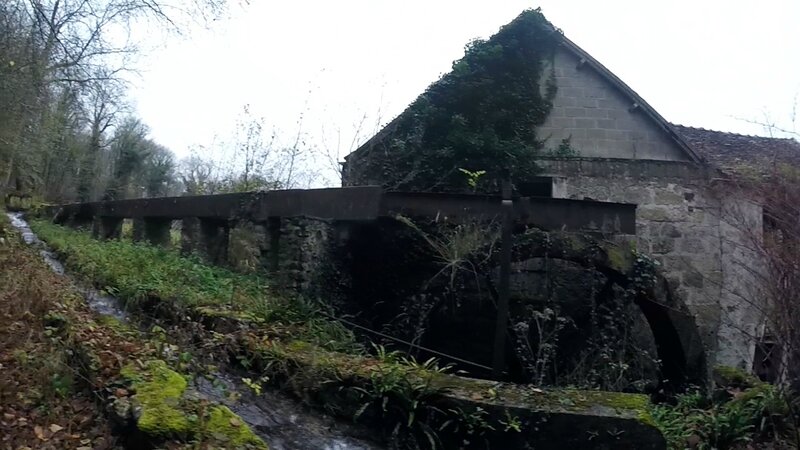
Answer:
540 158 763 371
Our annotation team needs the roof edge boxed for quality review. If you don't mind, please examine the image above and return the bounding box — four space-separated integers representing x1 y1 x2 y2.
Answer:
346 30 707 166
558 37 704 165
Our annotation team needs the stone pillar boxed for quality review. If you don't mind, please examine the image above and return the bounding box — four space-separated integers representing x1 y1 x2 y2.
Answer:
266 217 282 274
92 216 123 240
181 217 201 256
181 217 229 265
201 218 230 265
143 218 172 247
132 218 146 242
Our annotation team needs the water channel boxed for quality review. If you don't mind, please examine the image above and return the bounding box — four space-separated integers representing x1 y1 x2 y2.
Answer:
7 212 382 450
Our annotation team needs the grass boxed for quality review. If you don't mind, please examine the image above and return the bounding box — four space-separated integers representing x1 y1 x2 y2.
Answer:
33 219 266 308
1 210 270 448
29 219 359 353
649 381 795 449
24 218 675 449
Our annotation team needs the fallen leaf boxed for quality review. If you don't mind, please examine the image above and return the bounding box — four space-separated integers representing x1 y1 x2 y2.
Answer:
49 424 63 433
229 417 241 427
34 425 45 440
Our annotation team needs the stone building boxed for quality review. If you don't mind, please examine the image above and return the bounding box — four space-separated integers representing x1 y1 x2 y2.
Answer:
342 12 800 374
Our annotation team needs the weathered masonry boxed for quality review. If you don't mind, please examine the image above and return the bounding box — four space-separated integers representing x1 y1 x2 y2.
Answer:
342 11 800 376
43 186 707 390
48 187 635 257
30 187 678 449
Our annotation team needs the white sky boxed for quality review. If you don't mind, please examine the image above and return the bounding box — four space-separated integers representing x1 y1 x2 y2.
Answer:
126 0 800 183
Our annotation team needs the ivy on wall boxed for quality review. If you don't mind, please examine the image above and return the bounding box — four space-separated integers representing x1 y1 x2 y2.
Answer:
358 9 562 192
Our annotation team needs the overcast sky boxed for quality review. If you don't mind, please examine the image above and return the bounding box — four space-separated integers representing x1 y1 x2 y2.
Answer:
126 0 800 182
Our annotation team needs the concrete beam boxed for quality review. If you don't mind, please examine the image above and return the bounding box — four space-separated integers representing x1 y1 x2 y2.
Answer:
49 187 637 235
381 192 636 234
254 186 383 221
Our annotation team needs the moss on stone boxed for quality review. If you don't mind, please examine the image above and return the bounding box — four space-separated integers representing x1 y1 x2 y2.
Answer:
605 246 634 274
249 335 658 432
194 305 264 324
713 365 760 389
122 360 191 437
205 405 267 449
121 360 268 448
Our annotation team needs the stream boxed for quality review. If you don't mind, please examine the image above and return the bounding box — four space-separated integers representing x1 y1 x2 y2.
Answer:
7 212 382 450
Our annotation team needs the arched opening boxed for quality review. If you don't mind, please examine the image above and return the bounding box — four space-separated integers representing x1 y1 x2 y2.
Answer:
339 219 707 391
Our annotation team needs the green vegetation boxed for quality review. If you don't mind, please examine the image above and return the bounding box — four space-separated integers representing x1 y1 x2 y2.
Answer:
120 360 266 447
32 218 265 308
356 8 561 191
121 360 192 437
30 218 357 353
650 372 794 449
1 209 266 449
26 219 668 448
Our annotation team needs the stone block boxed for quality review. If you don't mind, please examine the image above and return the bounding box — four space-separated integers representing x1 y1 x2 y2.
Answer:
586 129 607 139
683 270 704 288
659 224 682 238
638 207 670 222
651 238 675 254
679 238 705 253
564 107 585 118
654 190 685 205
596 118 616 130
585 108 608 119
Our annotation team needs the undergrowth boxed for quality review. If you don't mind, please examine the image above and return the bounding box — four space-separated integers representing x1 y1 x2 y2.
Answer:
650 379 796 449
29 219 360 353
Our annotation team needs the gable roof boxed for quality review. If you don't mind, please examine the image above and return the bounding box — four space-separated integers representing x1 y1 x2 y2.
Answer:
557 37 703 164
346 15 705 164
671 124 800 174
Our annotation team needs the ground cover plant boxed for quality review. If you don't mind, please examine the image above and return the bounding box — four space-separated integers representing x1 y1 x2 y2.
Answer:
30 218 359 354
26 219 672 449
1 212 266 449
650 367 798 449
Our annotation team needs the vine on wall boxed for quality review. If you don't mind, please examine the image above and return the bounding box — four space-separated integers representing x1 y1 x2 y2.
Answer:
358 9 562 192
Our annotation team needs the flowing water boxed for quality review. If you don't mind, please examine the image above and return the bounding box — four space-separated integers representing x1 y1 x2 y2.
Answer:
6 212 382 450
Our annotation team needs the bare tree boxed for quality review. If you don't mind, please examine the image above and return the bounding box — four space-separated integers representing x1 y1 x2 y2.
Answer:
0 0 236 198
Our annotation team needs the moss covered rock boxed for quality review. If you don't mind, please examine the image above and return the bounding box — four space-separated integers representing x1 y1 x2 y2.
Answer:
713 365 760 390
240 337 665 449
122 360 192 437
121 360 267 448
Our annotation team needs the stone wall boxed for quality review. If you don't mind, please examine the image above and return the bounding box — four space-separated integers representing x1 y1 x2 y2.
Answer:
226 217 344 298
540 158 762 371
538 48 690 162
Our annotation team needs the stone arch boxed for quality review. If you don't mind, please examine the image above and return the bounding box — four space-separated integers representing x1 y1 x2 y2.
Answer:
504 229 708 388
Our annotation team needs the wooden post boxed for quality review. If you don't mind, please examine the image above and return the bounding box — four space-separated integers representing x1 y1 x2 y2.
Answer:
492 179 513 379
